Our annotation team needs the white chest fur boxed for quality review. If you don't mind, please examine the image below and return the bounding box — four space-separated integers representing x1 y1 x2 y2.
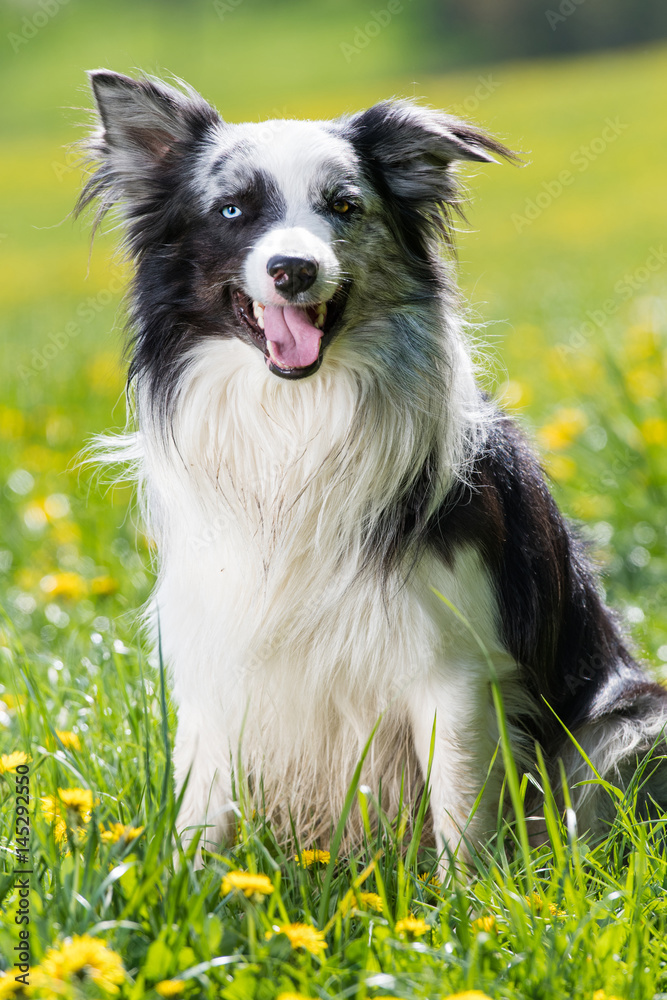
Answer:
137 339 514 851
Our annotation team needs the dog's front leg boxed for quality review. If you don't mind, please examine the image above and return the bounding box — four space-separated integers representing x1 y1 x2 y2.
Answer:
408 673 500 876
172 702 236 864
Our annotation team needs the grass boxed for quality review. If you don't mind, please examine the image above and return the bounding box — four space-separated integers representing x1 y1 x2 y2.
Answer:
3 631 667 999
1 7 667 997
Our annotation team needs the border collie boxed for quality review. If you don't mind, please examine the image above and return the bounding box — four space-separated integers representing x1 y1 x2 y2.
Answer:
78 70 667 866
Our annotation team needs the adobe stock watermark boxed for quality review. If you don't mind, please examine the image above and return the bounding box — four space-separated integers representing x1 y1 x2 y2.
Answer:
212 0 244 22
512 117 628 233
253 108 291 147
448 75 501 119
7 0 70 53
18 268 125 383
546 0 586 31
555 246 667 360
51 149 84 183
340 0 411 63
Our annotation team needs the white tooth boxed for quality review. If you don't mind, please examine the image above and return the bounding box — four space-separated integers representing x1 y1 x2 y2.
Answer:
257 313 265 330
316 303 326 316
314 315 324 329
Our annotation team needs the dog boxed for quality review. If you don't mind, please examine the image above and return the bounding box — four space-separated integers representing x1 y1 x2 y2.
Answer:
78 70 667 867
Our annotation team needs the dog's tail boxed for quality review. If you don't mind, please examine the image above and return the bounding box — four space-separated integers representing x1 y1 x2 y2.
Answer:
559 676 667 835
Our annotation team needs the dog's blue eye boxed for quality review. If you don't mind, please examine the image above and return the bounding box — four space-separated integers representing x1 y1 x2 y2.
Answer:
221 205 242 219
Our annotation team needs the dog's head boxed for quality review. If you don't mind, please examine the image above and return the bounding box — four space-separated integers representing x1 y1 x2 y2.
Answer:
79 72 514 386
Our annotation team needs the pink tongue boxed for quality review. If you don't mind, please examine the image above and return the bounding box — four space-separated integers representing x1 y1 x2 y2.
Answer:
263 305 323 369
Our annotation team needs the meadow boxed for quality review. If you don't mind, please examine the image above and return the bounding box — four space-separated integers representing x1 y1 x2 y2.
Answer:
0 8 666 997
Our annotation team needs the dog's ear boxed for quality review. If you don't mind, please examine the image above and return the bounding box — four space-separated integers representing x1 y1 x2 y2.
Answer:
343 99 517 205
88 69 220 169
77 71 221 239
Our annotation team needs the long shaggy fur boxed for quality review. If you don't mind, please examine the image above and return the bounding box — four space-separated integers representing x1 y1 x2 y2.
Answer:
78 70 667 865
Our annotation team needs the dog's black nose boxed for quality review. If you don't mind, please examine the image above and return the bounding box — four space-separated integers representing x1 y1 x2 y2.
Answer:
267 255 318 298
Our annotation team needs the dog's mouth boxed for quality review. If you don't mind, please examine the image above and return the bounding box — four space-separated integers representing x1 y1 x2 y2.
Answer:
232 287 347 380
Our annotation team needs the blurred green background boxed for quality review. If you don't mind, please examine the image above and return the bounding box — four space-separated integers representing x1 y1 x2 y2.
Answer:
0 0 666 668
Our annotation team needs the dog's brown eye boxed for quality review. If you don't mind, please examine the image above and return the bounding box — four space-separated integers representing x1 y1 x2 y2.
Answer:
332 199 350 214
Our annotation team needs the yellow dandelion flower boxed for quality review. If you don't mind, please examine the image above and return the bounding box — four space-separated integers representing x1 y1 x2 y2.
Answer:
221 870 274 899
41 795 67 842
0 692 26 712
418 871 441 888
0 751 30 774
572 493 614 520
56 730 81 751
295 848 330 867
442 993 494 1000
91 575 118 597
641 417 667 446
623 325 658 362
357 891 383 912
155 980 186 998
269 922 327 955
524 892 564 917
58 787 94 820
543 453 577 482
52 520 82 545
394 915 429 937
38 934 125 994
625 366 661 403
537 407 588 451
0 971 29 999
498 379 533 408
341 890 384 915
42 788 94 843
40 572 88 600
0 406 25 440
471 915 496 934
99 822 144 845
593 992 624 1000
276 994 312 1000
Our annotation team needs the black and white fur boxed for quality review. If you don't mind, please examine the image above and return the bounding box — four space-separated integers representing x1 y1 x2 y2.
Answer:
79 71 667 865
